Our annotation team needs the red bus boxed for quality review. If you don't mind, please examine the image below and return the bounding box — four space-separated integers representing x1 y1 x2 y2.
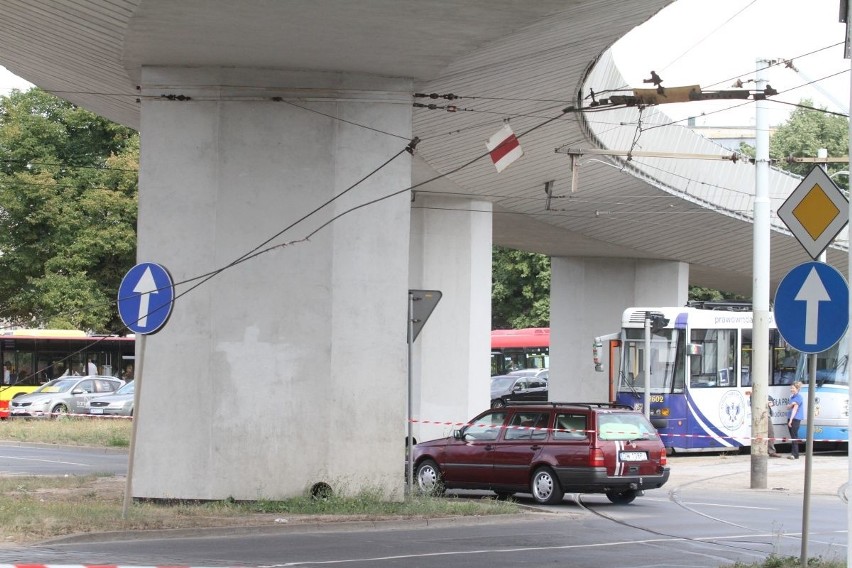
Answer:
491 328 550 375
0 329 135 418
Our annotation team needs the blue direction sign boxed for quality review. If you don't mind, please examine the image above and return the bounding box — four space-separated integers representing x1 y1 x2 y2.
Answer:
117 262 175 335
774 262 849 354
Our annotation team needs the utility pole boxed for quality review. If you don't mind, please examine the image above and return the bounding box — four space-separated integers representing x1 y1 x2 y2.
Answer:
750 58 771 490
846 6 852 568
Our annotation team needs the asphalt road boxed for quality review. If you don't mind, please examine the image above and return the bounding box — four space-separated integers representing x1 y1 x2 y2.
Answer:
0 449 847 567
0 442 128 476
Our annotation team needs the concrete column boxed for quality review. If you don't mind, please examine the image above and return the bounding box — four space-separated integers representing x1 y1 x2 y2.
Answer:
409 193 492 443
133 67 413 500
549 257 688 402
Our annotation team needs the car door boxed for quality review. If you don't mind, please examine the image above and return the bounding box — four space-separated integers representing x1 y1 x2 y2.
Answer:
506 378 528 403
490 410 550 488
68 379 97 413
528 379 548 402
547 411 593 491
440 410 507 487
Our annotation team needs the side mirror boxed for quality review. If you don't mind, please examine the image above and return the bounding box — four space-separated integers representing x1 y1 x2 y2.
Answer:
452 429 463 440
71 388 84 395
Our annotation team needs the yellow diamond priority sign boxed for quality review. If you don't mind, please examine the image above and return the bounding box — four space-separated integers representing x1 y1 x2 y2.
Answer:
777 166 848 260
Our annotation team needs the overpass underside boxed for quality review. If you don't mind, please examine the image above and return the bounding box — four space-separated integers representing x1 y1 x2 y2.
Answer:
0 0 837 500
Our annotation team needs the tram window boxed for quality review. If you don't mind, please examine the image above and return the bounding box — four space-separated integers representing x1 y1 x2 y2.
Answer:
772 346 798 385
689 329 736 388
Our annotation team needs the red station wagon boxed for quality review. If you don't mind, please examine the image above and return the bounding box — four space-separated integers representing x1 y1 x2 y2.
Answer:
411 402 670 505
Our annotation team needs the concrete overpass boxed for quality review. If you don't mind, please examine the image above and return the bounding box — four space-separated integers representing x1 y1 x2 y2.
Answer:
0 0 842 501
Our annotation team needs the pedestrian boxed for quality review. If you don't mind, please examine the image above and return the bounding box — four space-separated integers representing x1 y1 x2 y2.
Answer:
3 361 11 385
767 395 779 457
87 358 98 376
787 381 804 460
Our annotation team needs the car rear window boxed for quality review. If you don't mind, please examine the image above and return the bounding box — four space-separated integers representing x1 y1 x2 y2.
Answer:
597 413 658 441
554 413 588 440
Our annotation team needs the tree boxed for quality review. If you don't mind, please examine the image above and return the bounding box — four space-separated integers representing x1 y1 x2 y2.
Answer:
492 247 550 329
740 98 849 189
0 89 139 332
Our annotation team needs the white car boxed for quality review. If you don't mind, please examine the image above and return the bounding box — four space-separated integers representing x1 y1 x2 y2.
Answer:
10 376 122 418
82 380 135 417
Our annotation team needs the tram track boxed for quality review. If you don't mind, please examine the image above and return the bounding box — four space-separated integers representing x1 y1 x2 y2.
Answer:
570 475 785 557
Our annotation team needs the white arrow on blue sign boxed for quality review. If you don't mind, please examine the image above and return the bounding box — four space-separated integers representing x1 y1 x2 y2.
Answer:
117 262 175 335
774 261 849 354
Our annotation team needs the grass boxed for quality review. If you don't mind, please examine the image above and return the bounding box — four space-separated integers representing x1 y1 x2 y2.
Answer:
0 419 519 543
0 474 518 543
724 557 846 567
0 415 132 447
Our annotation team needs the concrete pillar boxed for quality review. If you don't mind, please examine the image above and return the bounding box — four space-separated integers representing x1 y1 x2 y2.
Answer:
549 257 688 402
409 193 492 443
133 67 413 500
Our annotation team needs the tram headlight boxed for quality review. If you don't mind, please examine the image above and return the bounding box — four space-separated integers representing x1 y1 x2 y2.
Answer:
651 407 670 417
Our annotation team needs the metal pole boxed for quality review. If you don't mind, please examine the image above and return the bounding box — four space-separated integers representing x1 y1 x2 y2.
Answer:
751 58 771 489
122 334 145 520
643 314 651 420
846 8 852 566
800 353 817 566
407 292 414 494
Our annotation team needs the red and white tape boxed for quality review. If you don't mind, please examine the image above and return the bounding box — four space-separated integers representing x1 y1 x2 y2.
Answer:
407 418 847 443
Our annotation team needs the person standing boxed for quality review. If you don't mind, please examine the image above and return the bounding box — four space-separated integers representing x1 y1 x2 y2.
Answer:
767 395 779 457
787 381 804 460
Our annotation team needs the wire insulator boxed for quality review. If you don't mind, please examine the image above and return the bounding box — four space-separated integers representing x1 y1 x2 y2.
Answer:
405 137 421 154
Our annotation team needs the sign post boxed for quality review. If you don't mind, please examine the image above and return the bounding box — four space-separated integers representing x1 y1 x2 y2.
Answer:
775 262 849 565
406 290 441 494
117 262 175 519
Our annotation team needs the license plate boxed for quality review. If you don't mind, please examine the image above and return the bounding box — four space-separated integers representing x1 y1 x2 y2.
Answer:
90 408 104 415
620 451 647 462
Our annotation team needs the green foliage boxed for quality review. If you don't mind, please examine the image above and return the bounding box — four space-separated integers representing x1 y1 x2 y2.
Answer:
492 246 550 329
0 88 138 332
740 99 849 189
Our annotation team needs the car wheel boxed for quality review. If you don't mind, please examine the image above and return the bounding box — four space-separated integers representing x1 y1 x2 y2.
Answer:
491 398 506 409
605 489 637 505
415 459 445 496
50 404 68 418
530 466 563 505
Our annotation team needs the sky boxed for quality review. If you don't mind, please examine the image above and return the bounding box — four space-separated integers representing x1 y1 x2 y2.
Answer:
611 0 850 127
1 0 849 128
0 66 32 96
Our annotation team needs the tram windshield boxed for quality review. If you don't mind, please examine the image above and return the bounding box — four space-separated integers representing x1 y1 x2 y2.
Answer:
619 328 685 394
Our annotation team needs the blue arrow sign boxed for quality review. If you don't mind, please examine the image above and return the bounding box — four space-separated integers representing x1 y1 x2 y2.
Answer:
117 262 175 335
774 262 849 354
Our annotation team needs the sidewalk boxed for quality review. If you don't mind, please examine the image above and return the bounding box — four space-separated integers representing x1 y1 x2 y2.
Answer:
667 452 849 498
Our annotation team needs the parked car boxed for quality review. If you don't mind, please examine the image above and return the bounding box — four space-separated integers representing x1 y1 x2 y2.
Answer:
411 402 669 505
490 374 547 408
9 376 122 418
507 368 549 381
77 380 135 417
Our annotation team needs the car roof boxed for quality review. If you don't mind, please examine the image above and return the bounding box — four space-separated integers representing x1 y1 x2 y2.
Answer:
499 402 633 411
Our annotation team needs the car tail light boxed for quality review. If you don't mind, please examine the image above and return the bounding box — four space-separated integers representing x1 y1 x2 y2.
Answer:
589 448 605 467
660 449 667 466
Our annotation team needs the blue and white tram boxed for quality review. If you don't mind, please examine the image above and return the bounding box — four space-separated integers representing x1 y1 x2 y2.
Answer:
605 304 847 452
800 330 849 445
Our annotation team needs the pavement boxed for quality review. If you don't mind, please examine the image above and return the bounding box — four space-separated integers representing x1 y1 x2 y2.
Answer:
666 451 849 499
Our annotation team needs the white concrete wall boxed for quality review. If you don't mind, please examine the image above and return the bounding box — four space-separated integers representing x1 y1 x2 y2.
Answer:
409 194 492 443
549 258 688 402
133 67 413 500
